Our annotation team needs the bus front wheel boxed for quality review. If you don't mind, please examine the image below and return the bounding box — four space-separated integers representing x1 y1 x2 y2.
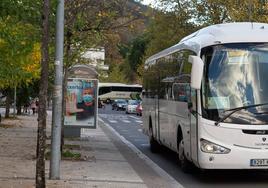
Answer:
178 140 193 173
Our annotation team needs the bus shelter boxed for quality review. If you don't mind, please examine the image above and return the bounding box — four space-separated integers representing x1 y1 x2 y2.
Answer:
64 64 98 137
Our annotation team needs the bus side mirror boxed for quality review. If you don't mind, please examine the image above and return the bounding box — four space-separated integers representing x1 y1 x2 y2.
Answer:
189 55 204 90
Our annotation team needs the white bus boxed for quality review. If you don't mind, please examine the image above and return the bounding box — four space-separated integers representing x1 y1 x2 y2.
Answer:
142 22 268 172
98 82 142 102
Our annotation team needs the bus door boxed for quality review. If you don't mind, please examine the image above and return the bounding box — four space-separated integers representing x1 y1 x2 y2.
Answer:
172 82 192 156
189 88 198 166
176 83 191 157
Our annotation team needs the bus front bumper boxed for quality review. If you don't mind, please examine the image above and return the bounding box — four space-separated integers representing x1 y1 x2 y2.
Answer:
198 148 268 169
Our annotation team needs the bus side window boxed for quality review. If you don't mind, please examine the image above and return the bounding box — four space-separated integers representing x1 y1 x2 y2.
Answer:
191 88 197 110
165 84 173 100
168 86 173 100
173 83 189 102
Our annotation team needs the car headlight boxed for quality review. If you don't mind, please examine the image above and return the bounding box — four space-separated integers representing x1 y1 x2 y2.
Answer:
200 139 230 154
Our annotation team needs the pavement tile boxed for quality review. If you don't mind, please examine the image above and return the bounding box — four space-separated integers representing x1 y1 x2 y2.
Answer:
0 114 148 188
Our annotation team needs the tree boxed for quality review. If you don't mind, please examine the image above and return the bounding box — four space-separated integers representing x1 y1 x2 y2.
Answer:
192 0 230 25
191 0 268 25
0 16 41 117
145 1 196 57
63 0 145 68
0 17 40 87
104 64 126 83
62 0 147 89
225 0 268 22
0 0 43 25
118 34 149 83
36 0 49 187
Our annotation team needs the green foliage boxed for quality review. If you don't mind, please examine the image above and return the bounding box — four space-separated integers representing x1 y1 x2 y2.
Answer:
0 0 43 28
139 0 268 83
224 0 268 22
118 43 129 59
45 150 81 160
62 150 81 159
192 0 230 25
64 0 146 69
127 35 149 72
117 34 149 83
145 2 197 57
0 16 40 88
102 64 126 83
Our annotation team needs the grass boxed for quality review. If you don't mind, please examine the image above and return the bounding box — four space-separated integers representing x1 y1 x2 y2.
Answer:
45 144 81 160
62 150 81 160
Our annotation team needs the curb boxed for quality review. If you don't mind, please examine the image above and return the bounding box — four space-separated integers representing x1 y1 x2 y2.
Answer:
98 118 184 188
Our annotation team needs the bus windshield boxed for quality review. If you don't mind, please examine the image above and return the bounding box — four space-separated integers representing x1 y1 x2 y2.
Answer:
202 43 268 125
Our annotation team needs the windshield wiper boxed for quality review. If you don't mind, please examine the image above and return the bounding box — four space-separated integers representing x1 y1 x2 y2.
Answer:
215 102 268 126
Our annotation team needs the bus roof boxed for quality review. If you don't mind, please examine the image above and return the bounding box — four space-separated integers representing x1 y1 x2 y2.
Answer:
145 22 268 64
98 82 142 88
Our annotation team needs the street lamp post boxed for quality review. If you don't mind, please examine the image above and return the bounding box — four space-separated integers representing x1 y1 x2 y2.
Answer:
49 0 64 179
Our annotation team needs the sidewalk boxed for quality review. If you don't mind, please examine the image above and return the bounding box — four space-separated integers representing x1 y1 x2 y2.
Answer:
0 113 180 188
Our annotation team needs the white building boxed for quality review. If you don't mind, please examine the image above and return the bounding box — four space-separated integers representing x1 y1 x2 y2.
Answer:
81 47 109 71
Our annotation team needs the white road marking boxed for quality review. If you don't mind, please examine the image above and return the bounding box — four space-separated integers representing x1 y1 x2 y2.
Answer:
138 129 142 132
135 120 142 123
109 120 118 123
122 120 131 123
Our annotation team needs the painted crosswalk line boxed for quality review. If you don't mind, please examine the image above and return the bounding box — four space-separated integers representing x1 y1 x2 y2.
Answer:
122 120 131 123
109 120 118 123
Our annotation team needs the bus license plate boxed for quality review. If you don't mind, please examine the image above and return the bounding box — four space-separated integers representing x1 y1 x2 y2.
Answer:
250 159 268 166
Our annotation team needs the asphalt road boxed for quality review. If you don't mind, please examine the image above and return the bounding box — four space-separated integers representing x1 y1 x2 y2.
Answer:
98 104 268 188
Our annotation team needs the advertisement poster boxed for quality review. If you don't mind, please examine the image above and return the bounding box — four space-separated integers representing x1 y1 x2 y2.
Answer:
64 78 98 128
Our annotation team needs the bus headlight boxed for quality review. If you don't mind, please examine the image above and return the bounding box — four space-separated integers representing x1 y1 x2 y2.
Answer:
200 139 230 154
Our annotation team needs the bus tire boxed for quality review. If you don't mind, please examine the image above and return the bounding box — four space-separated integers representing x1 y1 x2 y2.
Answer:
149 125 161 153
178 140 193 173
177 129 192 173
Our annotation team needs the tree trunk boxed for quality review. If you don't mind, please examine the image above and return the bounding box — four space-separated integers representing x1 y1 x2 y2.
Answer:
17 106 22 115
36 0 49 187
5 89 11 118
60 28 71 152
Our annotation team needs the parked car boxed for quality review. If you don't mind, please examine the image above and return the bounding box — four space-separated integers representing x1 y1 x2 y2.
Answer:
136 101 142 116
126 100 140 114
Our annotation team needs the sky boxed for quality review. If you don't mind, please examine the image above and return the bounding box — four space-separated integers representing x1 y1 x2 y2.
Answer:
141 0 155 6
